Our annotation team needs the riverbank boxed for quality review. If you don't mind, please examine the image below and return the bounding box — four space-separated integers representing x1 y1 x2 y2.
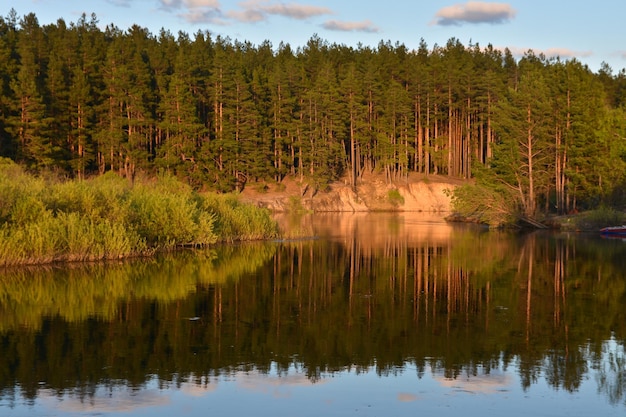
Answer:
240 171 625 233
0 161 463 267
0 160 278 267
543 207 626 233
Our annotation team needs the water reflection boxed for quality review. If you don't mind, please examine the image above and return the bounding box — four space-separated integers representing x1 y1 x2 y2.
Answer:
1 213 625 415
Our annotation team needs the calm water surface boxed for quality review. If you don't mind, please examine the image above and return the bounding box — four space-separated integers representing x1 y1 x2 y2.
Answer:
1 213 625 416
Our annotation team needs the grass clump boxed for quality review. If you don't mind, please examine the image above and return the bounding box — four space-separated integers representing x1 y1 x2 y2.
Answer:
573 206 626 231
0 160 278 266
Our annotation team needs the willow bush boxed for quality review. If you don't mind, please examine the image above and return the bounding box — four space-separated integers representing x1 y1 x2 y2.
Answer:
447 183 518 228
0 161 278 266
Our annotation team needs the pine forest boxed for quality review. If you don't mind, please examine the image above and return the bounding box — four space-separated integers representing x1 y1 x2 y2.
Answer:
1 10 626 218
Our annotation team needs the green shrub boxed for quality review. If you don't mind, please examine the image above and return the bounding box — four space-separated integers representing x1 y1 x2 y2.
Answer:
287 196 307 213
0 167 275 266
574 206 626 231
201 193 278 241
0 211 57 266
0 160 46 223
99 220 146 258
448 183 518 227
387 189 405 207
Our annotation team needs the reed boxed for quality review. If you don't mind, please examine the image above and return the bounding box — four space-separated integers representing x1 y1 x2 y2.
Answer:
200 193 279 242
0 161 278 266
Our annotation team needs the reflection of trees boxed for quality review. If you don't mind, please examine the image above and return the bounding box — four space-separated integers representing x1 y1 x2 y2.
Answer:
0 218 625 405
594 338 626 406
0 243 276 331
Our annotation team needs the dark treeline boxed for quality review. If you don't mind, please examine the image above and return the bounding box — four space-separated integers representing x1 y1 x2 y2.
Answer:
1 10 626 213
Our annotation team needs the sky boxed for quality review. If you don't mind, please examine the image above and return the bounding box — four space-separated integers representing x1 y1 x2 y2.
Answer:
9 0 626 73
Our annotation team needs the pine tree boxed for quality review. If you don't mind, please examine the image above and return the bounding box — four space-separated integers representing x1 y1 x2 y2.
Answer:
204 36 239 191
97 24 156 179
562 62 624 210
472 44 507 167
339 61 368 188
406 39 429 175
0 10 20 158
43 19 74 173
65 14 103 178
491 54 553 218
241 40 274 187
10 13 53 168
156 31 207 185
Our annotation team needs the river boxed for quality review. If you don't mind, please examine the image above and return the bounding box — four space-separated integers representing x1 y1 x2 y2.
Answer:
0 213 625 416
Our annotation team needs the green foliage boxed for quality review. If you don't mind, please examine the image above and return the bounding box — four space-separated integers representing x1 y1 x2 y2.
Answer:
387 188 405 207
0 13 624 214
574 206 626 231
448 183 518 227
0 161 277 266
286 196 308 213
127 183 207 248
0 242 276 330
200 193 279 242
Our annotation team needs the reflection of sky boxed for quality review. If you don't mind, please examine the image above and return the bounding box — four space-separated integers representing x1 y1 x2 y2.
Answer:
1 359 624 417
435 369 511 394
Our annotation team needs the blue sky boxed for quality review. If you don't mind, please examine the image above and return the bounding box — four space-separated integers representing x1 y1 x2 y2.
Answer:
11 0 626 73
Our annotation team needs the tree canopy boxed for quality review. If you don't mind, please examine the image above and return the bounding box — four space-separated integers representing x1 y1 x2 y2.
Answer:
1 11 625 216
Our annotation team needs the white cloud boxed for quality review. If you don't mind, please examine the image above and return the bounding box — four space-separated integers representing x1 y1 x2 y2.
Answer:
433 1 516 26
180 9 225 24
163 0 334 24
322 19 379 33
227 0 333 23
226 8 266 23
158 0 223 24
257 2 332 20
159 0 184 8
186 0 221 8
542 47 592 60
159 0 220 8
106 0 133 7
504 46 592 61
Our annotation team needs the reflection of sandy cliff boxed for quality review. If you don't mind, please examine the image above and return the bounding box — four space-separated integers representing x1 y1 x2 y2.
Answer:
278 212 460 251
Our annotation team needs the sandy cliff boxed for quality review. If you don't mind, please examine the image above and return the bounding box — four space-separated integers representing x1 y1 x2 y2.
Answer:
239 173 463 213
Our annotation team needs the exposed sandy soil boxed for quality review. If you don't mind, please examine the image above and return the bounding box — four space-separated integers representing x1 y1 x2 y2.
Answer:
238 171 468 213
